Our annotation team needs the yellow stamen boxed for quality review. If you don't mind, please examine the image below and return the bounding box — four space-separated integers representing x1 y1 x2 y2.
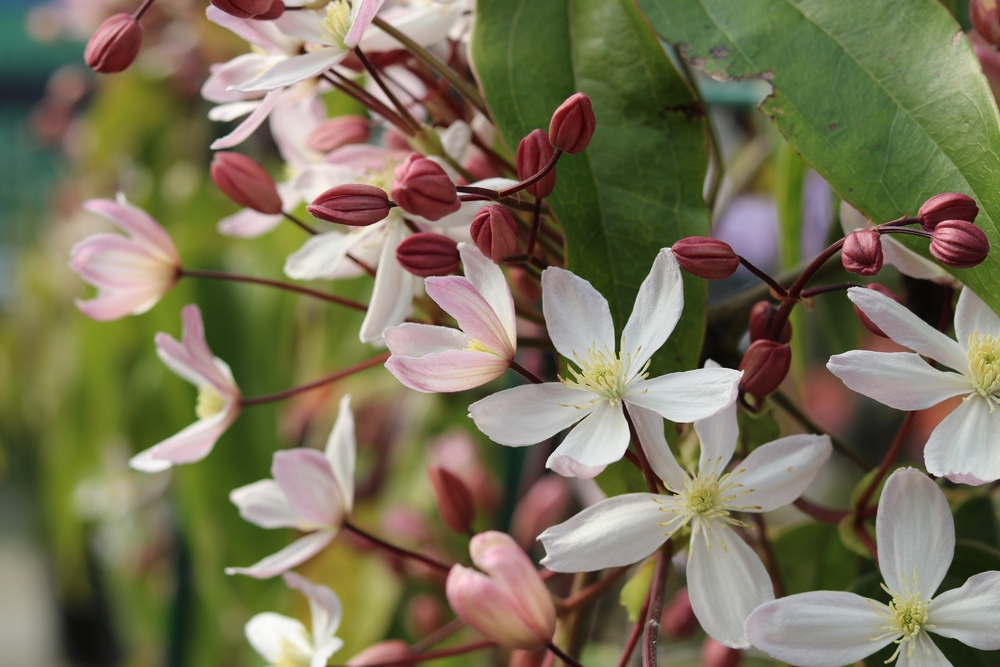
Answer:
558 343 648 406
274 635 312 667
466 339 498 355
321 0 353 48
966 331 1000 411
869 570 935 664
196 385 226 419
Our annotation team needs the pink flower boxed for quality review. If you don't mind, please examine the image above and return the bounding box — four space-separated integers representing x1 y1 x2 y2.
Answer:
129 305 241 472
69 195 181 321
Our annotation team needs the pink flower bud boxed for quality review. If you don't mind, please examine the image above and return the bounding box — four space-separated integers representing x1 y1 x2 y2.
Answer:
510 476 571 550
209 0 273 19
307 116 371 153
428 464 476 533
739 340 791 399
509 649 547 667
252 0 285 20
918 192 979 231
308 184 391 226
854 284 901 338
748 301 792 344
211 152 282 215
841 229 883 276
972 0 1000 47
396 233 460 277
671 237 740 280
661 588 698 640
471 205 520 263
516 129 557 198
548 92 596 154
930 220 991 268
84 14 143 74
346 640 411 667
446 532 556 650
391 154 461 221
701 637 742 667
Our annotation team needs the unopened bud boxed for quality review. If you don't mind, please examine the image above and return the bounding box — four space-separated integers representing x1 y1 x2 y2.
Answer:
918 193 979 231
930 220 990 268
509 649 548 667
307 116 371 153
392 154 461 221
252 0 285 20
739 340 791 399
396 233 460 277
748 301 791 344
660 588 698 640
346 640 411 667
308 184 390 226
209 0 273 19
516 129 557 198
211 152 282 214
549 92 596 154
701 637 742 667
85 14 143 74
671 237 740 280
471 205 519 263
972 0 1000 47
510 476 571 550
428 464 476 533
841 229 883 276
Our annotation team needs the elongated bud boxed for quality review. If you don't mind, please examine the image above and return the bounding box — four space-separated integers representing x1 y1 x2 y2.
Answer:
85 14 143 74
307 116 371 153
701 637 743 667
396 233 460 277
471 205 519 263
308 184 390 226
510 476 570 550
346 640 411 667
516 129 557 198
211 152 282 214
972 0 1000 47
671 237 740 280
549 92 596 154
739 340 791 399
748 301 792 344
252 0 285 20
930 220 990 268
918 193 979 231
853 284 900 338
392 154 461 221
209 0 273 19
428 464 476 533
661 588 698 640
841 229 883 276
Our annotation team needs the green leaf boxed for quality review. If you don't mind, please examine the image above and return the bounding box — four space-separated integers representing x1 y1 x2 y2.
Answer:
773 522 860 595
471 0 711 374
619 557 656 622
637 0 1000 315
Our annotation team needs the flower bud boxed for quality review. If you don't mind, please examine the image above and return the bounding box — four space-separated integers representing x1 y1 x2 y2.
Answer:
853 284 901 338
84 14 143 74
428 464 476 533
739 340 791 399
306 116 371 153
446 532 557 650
548 92 596 154
918 192 979 231
509 649 548 667
211 152 282 214
671 237 740 280
660 588 698 640
396 233 460 277
748 301 792 344
972 0 1000 47
346 640 411 667
471 205 520 263
510 476 571 550
930 220 991 268
701 637 742 667
516 129 557 198
308 184 391 226
391 154 461 221
841 229 883 276
252 0 285 20
209 0 273 19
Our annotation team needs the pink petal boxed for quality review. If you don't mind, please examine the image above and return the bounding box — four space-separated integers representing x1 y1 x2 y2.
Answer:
272 448 344 527
225 530 336 579
230 479 306 529
217 208 284 238
324 395 356 514
425 276 513 357
211 88 284 150
283 572 343 642
75 290 163 321
83 197 178 261
155 305 238 396
129 408 235 472
70 234 175 287
457 243 516 350
344 0 387 48
237 50 347 94
386 349 509 393
201 54 275 104
384 322 470 357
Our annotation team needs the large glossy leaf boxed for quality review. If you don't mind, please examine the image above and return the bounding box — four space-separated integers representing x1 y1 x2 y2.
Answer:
471 0 711 373
638 0 1000 313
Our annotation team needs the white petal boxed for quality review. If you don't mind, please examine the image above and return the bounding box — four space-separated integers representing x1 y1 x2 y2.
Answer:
694 400 738 474
627 404 686 490
208 100 261 121
877 468 954 597
324 395 355 513
238 49 347 93
359 222 415 342
827 351 971 410
129 410 234 471
283 572 343 644
541 267 615 361
730 434 832 512
898 634 952 667
225 530 336 579
245 612 312 664
218 208 284 238
847 287 967 371
459 243 516 349
744 591 892 667
924 396 1000 485
469 383 592 446
545 401 630 479
384 322 470 356
882 235 957 285
272 449 344 527
359 0 465 51
210 87 283 150
625 367 741 423
311 639 345 667
284 230 356 280
230 479 305 529
954 287 1000 346
538 494 674 571
929 571 1000 650
621 248 683 374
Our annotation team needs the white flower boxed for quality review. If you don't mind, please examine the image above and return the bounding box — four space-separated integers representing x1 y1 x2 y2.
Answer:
745 468 1000 667
538 398 831 647
245 572 344 667
469 248 743 479
828 286 1000 484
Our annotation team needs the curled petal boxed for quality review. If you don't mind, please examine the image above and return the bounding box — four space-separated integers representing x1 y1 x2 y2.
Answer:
210 87 283 150
225 530 336 579
387 349 509 393
230 479 305 529
283 572 343 647
426 276 513 357
272 448 344 527
324 394 356 513
129 408 236 472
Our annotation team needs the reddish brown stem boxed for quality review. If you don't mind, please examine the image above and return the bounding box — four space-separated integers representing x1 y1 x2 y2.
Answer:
616 585 651 667
510 359 544 384
854 412 916 513
793 497 849 524
132 0 157 20
240 353 389 407
342 518 452 575
354 46 422 133
641 546 672 667
624 407 662 494
546 642 587 667
180 269 368 313
738 255 787 298
282 210 317 235
558 566 630 612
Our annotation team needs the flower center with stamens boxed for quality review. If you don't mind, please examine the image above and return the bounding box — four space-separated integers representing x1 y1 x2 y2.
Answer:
966 331 1000 410
196 385 226 419
559 345 647 406
869 571 935 663
467 339 498 356
274 636 312 667
321 0 353 49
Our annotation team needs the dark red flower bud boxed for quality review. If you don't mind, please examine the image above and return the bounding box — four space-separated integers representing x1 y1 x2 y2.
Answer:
516 129 557 199
210 152 282 214
661 588 698 640
930 220 991 268
854 284 901 338
918 193 979 231
391 154 461 221
671 237 740 280
739 340 791 399
252 0 285 20
306 116 371 153
972 0 1000 47
308 184 391 226
748 301 792 344
428 464 476 533
209 0 273 19
701 637 742 667
84 14 143 74
841 229 883 276
396 233 460 277
548 92 596 154
471 205 519 263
